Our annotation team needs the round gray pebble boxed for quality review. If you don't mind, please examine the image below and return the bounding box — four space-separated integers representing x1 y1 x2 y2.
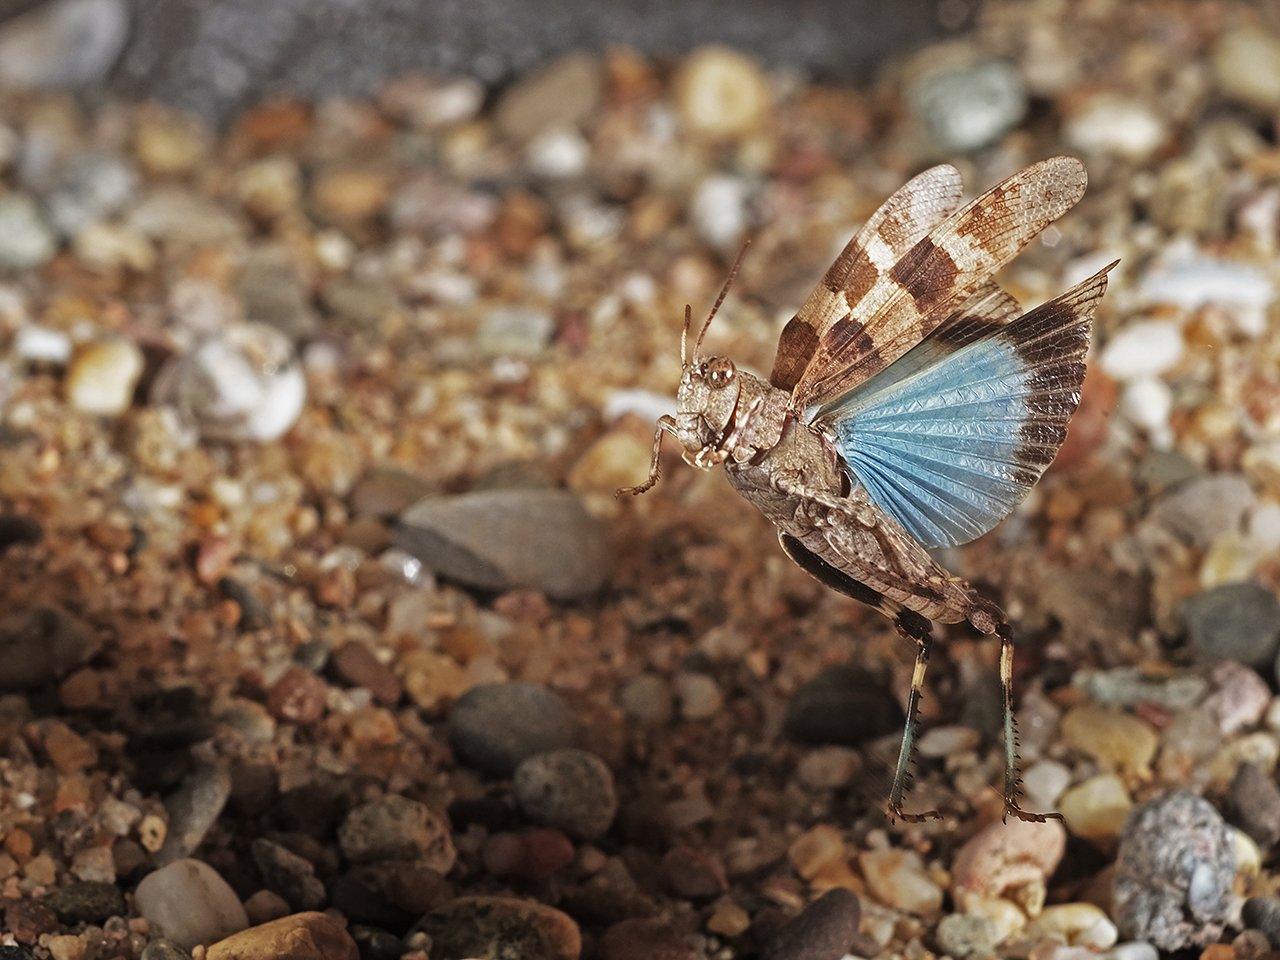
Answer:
1112 790 1235 950
514 748 618 841
338 794 456 872
1183 582 1280 668
1243 896 1280 949
762 887 861 960
448 682 579 777
784 665 904 746
139 940 193 960
935 912 1000 958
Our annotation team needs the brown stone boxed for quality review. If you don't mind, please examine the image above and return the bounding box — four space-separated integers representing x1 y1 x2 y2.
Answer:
414 895 581 960
206 911 357 960
328 641 402 706
5 898 58 944
267 666 329 725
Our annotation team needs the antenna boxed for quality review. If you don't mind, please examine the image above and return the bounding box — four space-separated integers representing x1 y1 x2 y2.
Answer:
692 241 751 360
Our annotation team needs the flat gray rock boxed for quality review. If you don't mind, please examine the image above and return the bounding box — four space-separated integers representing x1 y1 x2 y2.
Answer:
395 488 608 600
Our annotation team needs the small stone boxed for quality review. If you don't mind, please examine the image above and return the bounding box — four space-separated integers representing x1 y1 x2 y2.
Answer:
46 152 138 237
951 817 1066 907
788 824 847 881
134 111 209 175
1227 762 1280 848
1213 28 1280 111
1182 583 1280 669
70 845 115 882
238 245 318 340
134 859 249 950
784 665 905 747
1235 928 1272 960
15 325 71 364
760 887 861 960
911 59 1027 152
673 672 723 721
1112 790 1235 950
0 193 55 269
65 339 144 416
266 665 329 725
1073 666 1208 710
396 489 609 601
44 935 86 960
675 46 771 139
205 911 358 960
1098 320 1184 381
495 51 603 142
128 187 244 245
327 642 401 706
242 889 290 926
412 895 581 960
514 748 618 841
1101 944 1159 960
482 828 575 881
42 880 126 923
1063 93 1168 161
936 913 1000 958
1023 903 1119 949
795 746 862 790
1242 896 1280 948
662 846 728 899
154 763 232 866
0 0 127 87
617 675 674 726
398 648 471 712
338 795 456 873
597 918 694 960
150 323 306 443
1020 759 1072 813
1060 704 1158 779
0 606 101 691
347 927 404 960
5 899 57 944
477 305 555 356
73 222 156 272
250 837 326 912
1150 474 1255 549
690 174 749 251
448 682 579 777
526 127 591 179
1206 661 1272 734
235 155 302 221
43 720 97 772
707 898 751 937
379 74 485 130
1058 773 1133 842
859 848 943 916
312 169 390 225
916 724 982 759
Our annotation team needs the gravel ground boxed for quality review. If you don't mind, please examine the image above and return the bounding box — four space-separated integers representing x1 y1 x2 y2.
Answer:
1 2 1280 960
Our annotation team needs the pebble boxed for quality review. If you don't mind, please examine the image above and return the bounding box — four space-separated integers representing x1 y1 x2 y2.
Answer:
14 324 72 364
794 746 861 790
238 245 318 339
1062 93 1168 161
514 748 618 841
617 674 674 726
788 824 847 881
675 46 771 139
783 665 905 746
379 74 485 130
673 671 724 721
1206 661 1271 734
390 172 498 235
476 305 555 356
0 0 127 87
1242 896 1280 948
951 817 1065 908
1102 944 1159 960
327 641 402 706
690 174 749 251
916 724 982 759
911 59 1027 152
1120 377 1172 448
337 795 456 872
1228 762 1280 848
350 466 440 518
139 941 193 960
1023 903 1119 949
397 648 472 712
126 187 244 245
46 152 138 238
150 323 306 443
596 918 695 960
205 911 358 960
412 895 581 960
134 858 249 950
5 899 56 944
1098 320 1184 382
661 846 728 899
448 681 578 777
154 763 233 866
495 51 603 142
1112 790 1235 949
1060 703 1158 779
760 887 861 960
266 665 329 725
1149 474 1255 549
73 221 157 272
1138 246 1273 336
935 912 1000 958
1072 666 1208 710
859 848 943 916
42 880 126 923
482 828 576 881
243 890 290 925
1213 28 1280 111
0 193 56 268
526 127 591 179
65 339 145 416
311 169 390 226
396 489 609 600
1019 759 1072 813
43 719 97 772
250 838 326 911
1057 773 1133 842
1183 583 1280 668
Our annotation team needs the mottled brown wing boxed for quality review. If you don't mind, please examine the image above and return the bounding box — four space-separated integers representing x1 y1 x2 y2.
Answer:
769 164 965 392
791 156 1088 410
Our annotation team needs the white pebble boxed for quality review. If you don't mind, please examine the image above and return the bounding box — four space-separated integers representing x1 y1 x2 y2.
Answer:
674 672 724 720
1138 245 1273 336
14 324 71 364
916 724 981 759
66 338 144 415
526 126 591 179
1102 943 1159 960
1020 758 1072 812
604 388 676 424
1120 377 1173 448
1099 320 1184 380
691 174 749 251
1064 94 1167 160
134 858 248 950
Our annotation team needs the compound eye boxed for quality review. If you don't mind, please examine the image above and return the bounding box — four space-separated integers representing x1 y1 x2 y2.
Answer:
705 357 736 389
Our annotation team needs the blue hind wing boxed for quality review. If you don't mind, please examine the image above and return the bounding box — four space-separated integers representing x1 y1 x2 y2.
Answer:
813 267 1111 549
